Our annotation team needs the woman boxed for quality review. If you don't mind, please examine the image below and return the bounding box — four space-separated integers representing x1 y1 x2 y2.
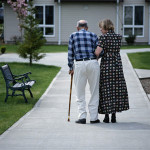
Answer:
95 19 129 123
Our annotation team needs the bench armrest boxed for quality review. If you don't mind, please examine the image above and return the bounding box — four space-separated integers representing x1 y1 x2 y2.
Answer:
13 72 31 81
6 76 25 84
13 72 31 77
14 76 26 81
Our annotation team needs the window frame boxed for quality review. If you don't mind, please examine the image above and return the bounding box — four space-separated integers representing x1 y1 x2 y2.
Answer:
34 4 55 37
123 5 145 38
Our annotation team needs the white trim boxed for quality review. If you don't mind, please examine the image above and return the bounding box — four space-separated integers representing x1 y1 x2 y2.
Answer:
34 4 55 37
123 5 145 38
58 0 61 45
116 0 119 34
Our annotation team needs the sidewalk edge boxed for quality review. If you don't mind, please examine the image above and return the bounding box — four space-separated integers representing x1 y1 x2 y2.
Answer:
125 53 150 108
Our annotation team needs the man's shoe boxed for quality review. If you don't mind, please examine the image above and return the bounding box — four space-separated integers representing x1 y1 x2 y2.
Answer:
75 119 86 124
90 119 100 124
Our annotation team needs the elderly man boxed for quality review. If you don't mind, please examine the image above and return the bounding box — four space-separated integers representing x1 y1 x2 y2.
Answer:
68 20 100 124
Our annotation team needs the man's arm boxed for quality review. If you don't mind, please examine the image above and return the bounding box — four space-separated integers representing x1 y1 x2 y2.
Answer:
68 34 74 75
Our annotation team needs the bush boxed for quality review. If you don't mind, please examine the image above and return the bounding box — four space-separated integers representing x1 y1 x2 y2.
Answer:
11 36 22 45
1 46 6 54
125 34 136 45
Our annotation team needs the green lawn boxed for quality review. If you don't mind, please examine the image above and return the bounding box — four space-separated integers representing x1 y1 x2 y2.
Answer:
128 52 150 69
41 45 68 52
121 45 150 49
1 44 150 54
0 62 60 135
0 44 68 53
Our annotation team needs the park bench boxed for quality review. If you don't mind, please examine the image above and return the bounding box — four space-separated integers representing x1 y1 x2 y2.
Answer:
0 64 36 103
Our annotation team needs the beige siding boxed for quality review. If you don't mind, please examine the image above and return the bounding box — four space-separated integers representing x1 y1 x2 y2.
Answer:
143 3 149 43
118 3 124 36
34 0 54 4
4 4 21 43
3 0 150 44
4 0 60 44
123 0 145 5
121 0 149 43
61 2 116 43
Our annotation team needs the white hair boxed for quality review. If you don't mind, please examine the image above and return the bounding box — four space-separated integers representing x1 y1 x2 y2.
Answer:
77 20 88 28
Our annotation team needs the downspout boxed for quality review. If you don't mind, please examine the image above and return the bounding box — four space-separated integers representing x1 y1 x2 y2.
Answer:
149 4 150 45
58 0 61 45
116 0 119 34
3 2 6 43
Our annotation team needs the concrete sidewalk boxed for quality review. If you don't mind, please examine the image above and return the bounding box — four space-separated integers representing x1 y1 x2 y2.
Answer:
0 49 150 149
135 69 150 79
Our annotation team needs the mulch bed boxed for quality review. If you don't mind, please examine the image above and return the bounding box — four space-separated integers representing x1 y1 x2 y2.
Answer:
140 78 150 94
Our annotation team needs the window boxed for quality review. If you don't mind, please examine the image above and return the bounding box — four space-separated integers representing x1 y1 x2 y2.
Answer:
35 5 54 37
123 5 144 37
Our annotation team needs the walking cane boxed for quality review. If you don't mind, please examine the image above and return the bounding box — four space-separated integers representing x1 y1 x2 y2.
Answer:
68 74 73 122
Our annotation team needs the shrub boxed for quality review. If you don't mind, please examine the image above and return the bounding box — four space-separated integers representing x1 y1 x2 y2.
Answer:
11 36 22 45
125 34 136 45
1 46 6 54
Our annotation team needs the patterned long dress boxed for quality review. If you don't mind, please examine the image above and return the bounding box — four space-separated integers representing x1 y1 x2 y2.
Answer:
98 30 129 114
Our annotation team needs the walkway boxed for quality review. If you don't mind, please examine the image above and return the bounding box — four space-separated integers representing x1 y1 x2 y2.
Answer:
0 49 150 150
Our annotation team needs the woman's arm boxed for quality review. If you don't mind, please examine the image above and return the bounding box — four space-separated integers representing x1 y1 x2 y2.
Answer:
95 46 103 58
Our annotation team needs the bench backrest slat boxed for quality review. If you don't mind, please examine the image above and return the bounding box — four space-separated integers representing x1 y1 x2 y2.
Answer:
0 64 13 85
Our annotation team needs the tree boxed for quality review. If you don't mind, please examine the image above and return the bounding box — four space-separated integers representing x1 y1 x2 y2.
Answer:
7 0 28 19
17 1 46 66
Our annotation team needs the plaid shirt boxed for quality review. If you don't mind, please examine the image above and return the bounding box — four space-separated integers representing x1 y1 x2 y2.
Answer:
68 29 98 70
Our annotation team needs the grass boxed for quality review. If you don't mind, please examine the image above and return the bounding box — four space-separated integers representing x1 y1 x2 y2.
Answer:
41 45 68 53
0 62 60 135
0 44 68 53
128 52 150 69
121 45 150 49
1 44 150 54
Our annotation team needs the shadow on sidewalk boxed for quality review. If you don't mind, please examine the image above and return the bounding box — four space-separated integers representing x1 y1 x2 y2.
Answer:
86 122 150 130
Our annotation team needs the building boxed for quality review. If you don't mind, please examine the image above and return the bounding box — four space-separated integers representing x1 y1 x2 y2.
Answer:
0 6 4 24
2 0 150 45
